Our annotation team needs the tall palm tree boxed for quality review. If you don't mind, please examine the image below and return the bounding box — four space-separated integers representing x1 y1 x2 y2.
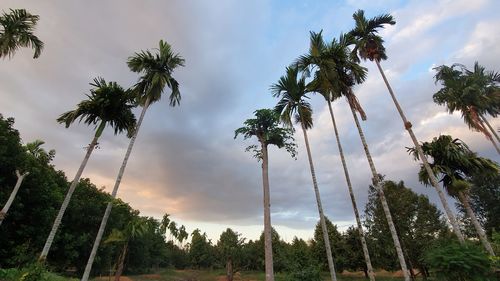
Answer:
296 31 376 281
433 62 500 153
272 66 338 281
39 78 136 261
349 9 465 243
81 40 184 281
0 8 43 59
235 108 297 281
0 169 29 226
409 135 498 256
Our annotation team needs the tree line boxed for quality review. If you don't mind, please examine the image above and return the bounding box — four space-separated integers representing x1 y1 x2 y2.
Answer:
1 6 500 281
1 114 498 280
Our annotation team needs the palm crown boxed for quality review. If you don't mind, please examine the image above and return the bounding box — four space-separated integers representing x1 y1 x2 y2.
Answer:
127 40 185 106
0 8 43 59
57 77 137 137
348 9 395 62
296 31 368 120
271 67 313 129
408 135 499 196
234 109 297 160
433 62 500 138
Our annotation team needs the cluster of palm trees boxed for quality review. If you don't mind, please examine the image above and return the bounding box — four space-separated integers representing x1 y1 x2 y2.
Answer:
2 32 187 279
161 213 189 246
237 9 498 281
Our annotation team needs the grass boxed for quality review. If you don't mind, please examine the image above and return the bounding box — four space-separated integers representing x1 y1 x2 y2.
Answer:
0 268 417 281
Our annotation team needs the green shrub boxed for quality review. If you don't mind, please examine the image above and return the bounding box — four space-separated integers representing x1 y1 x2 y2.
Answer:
286 266 322 281
0 268 21 280
424 241 493 281
18 263 47 281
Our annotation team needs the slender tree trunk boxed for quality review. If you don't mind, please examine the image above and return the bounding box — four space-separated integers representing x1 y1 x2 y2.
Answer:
82 99 150 281
114 241 128 281
480 114 500 143
0 170 29 226
479 114 500 154
260 141 275 281
40 122 104 261
226 257 233 281
327 100 375 281
299 120 337 281
348 101 410 281
374 59 465 243
458 191 495 256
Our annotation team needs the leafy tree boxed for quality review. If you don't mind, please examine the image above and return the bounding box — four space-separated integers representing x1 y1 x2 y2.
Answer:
235 108 296 281
349 10 465 253
40 77 136 261
189 229 214 269
342 227 370 278
465 175 500 237
311 217 346 273
433 62 500 153
286 237 321 281
409 135 498 255
82 40 184 281
425 241 493 281
364 179 449 278
216 228 245 281
0 8 43 59
272 66 338 281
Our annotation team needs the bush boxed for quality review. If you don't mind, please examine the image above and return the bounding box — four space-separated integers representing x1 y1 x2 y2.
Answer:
19 263 47 281
286 266 322 281
424 241 494 281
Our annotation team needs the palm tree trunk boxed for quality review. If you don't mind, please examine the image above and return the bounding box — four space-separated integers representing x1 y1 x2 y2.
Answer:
81 98 150 281
0 170 29 226
457 191 495 256
374 59 465 243
114 241 128 281
260 141 275 281
479 114 500 154
348 100 410 281
480 114 500 143
299 120 337 281
326 100 375 281
40 121 105 261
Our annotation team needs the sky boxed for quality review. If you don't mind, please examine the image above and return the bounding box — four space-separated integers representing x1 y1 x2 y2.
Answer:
1 0 499 243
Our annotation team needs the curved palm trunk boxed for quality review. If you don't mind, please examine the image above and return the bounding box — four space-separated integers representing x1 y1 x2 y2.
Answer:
40 121 105 261
457 191 495 256
327 100 375 281
81 98 150 281
374 59 465 243
0 170 29 226
299 120 337 281
260 141 275 281
114 241 128 281
479 114 500 154
348 101 410 281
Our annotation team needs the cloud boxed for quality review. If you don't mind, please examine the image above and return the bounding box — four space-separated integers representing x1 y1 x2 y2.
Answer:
1 0 499 242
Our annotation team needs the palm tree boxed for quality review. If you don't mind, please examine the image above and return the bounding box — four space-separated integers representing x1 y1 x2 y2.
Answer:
296 31 376 281
433 62 500 153
0 169 29 226
39 78 136 261
104 216 149 281
81 40 184 281
409 135 498 256
235 108 297 281
272 66 338 281
0 8 43 59
349 9 465 244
